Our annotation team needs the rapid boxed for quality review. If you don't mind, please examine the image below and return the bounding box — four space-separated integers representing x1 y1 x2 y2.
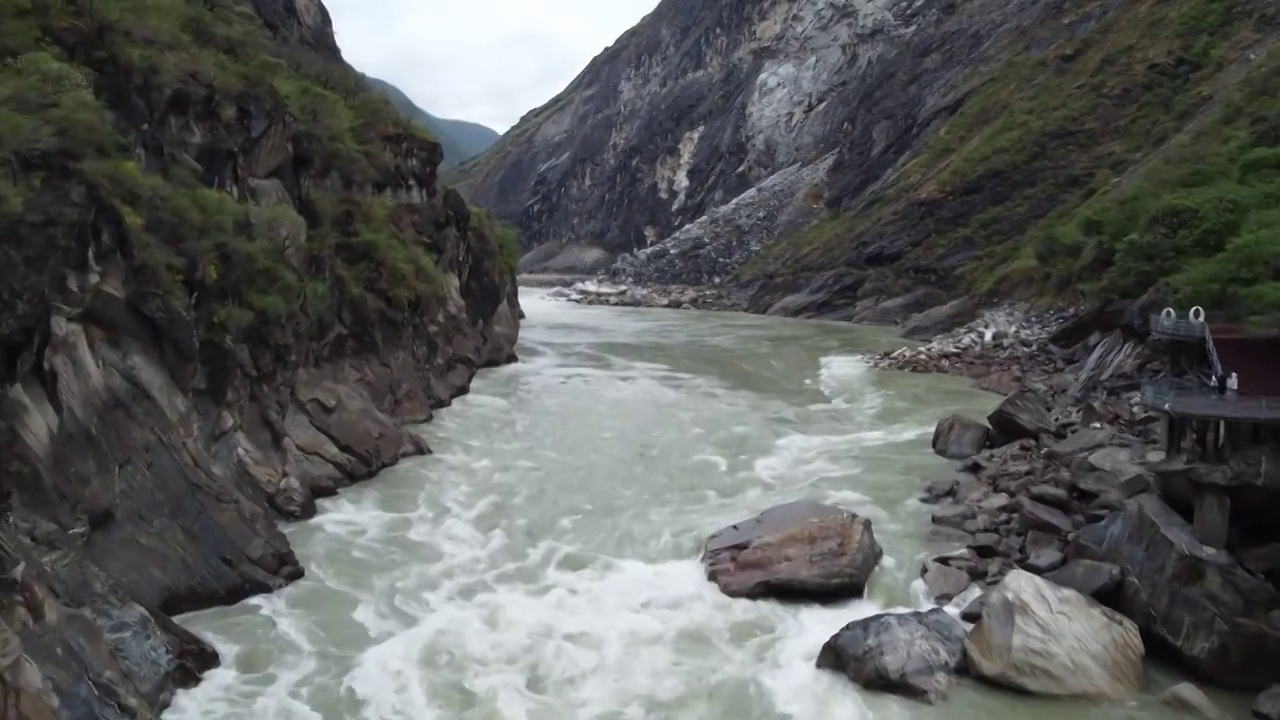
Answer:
165 289 1234 720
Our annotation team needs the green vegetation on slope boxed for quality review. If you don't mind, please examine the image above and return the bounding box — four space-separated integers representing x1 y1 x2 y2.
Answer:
0 0 517 346
748 0 1280 324
362 74 500 166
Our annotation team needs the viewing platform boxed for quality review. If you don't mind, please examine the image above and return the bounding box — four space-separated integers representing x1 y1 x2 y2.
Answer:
1143 379 1280 424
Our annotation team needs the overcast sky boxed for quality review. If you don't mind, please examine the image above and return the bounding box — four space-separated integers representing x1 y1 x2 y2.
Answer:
326 0 659 133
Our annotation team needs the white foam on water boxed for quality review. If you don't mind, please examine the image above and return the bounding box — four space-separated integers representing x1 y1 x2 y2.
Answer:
164 313 1036 720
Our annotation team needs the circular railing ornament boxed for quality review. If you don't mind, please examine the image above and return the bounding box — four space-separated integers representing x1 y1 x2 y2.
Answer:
1189 306 1206 323
1161 307 1176 322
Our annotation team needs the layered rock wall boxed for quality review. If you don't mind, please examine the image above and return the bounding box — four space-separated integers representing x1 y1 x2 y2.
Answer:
0 0 520 716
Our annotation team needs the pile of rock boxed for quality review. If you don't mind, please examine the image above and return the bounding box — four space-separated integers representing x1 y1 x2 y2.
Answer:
698 500 1161 707
868 304 1073 395
915 362 1280 712
545 279 744 311
920 390 1159 590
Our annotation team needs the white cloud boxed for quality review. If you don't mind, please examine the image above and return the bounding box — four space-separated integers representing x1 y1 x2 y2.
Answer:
325 0 659 132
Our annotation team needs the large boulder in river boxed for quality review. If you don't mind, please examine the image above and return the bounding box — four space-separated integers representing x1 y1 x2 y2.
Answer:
931 415 990 459
986 391 1055 442
702 500 882 601
965 569 1145 699
1070 493 1280 690
817 608 967 703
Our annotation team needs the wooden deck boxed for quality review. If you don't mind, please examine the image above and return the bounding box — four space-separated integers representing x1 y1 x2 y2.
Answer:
1143 380 1280 423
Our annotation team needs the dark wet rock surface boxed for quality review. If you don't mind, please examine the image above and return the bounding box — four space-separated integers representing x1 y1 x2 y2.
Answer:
817 608 967 703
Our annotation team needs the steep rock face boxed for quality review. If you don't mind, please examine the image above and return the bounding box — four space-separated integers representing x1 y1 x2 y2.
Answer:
460 0 1280 325
0 0 519 716
452 0 1075 278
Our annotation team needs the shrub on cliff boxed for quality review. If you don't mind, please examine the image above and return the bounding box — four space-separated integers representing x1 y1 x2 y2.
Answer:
0 0 484 352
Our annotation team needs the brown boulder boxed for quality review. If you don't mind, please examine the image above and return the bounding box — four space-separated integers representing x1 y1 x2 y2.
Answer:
702 500 882 601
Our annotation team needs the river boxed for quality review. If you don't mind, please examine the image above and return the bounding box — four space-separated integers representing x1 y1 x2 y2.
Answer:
164 289 1238 720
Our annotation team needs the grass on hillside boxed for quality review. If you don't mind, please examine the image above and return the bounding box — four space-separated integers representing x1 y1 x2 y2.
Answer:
0 0 518 344
745 0 1280 324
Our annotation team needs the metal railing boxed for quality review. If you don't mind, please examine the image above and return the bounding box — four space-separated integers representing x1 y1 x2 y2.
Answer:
1149 313 1210 340
1149 310 1224 377
1205 325 1224 378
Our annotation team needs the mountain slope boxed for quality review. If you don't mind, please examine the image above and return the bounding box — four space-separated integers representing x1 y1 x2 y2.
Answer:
457 0 1280 323
743 0 1280 324
362 74 500 166
0 0 518 715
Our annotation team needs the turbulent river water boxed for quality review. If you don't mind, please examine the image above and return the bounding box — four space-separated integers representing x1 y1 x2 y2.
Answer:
165 289 1243 720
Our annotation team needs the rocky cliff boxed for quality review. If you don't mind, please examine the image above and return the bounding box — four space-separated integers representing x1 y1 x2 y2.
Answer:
0 0 519 717
455 0 1280 323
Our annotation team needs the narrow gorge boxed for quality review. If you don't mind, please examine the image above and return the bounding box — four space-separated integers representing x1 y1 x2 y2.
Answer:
6 0 1280 717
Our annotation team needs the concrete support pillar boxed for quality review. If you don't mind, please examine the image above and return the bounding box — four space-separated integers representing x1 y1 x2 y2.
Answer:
1193 490 1231 550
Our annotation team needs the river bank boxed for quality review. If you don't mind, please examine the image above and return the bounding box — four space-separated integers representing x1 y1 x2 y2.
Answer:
868 299 1280 715
534 275 1280 713
165 289 1252 719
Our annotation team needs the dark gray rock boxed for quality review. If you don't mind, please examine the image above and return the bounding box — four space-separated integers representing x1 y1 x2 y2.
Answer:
1043 560 1122 605
921 477 958 504
1021 549 1066 574
817 608 967 703
926 526 975 546
987 391 1056 442
702 500 882 601
922 561 971 603
901 297 979 340
932 504 976 530
1027 484 1072 510
1023 530 1062 555
970 533 1007 560
1046 428 1116 460
1017 497 1075 536
1071 494 1280 690
932 415 991 460
854 288 947 325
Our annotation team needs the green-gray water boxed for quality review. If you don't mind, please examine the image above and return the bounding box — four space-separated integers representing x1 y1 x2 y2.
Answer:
165 288 1246 720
